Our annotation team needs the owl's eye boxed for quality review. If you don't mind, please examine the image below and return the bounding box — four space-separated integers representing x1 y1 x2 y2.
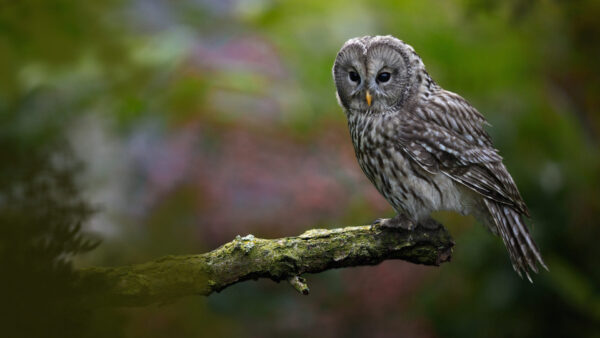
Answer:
377 72 391 83
348 71 361 83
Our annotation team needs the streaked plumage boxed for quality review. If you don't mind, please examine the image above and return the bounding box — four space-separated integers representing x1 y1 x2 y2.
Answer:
332 35 546 280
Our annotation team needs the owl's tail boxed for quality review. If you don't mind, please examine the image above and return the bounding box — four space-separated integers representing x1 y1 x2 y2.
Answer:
484 199 548 282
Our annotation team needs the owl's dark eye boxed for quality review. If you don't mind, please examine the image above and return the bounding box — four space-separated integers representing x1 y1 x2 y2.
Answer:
348 71 360 83
377 72 391 83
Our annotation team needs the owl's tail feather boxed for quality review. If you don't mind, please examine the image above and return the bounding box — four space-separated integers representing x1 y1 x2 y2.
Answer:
484 199 548 282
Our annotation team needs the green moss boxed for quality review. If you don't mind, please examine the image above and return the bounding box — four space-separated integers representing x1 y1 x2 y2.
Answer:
76 223 453 306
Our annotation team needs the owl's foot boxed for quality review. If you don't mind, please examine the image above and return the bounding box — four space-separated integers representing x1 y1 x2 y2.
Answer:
370 214 415 231
370 218 388 230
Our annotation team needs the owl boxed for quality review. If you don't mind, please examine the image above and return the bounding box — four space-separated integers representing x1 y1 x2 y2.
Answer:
332 35 547 281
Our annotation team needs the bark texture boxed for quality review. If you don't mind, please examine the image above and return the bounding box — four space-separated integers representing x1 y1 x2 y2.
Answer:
76 222 454 307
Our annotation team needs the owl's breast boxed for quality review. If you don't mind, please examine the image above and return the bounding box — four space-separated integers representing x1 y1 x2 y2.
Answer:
347 112 393 152
347 112 474 220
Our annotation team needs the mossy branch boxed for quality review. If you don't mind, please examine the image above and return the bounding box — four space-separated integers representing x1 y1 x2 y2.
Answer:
76 221 454 307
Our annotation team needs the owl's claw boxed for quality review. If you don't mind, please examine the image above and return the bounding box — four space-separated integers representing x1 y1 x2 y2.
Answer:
370 214 415 231
370 218 390 230
388 214 415 230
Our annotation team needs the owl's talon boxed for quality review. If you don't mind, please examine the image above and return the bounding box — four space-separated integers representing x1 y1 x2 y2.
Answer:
370 218 389 230
386 214 415 231
371 215 414 231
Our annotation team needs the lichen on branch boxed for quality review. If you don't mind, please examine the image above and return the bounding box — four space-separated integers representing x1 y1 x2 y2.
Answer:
76 221 454 307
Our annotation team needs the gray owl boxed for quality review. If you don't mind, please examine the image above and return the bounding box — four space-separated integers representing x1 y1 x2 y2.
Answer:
332 35 547 281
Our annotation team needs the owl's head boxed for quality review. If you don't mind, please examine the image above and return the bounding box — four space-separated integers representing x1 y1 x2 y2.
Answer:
332 35 426 114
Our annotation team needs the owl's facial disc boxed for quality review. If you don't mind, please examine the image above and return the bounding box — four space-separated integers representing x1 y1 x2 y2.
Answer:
332 42 371 111
364 43 410 111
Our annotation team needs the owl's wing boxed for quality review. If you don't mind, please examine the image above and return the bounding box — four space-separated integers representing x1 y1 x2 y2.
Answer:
398 90 529 215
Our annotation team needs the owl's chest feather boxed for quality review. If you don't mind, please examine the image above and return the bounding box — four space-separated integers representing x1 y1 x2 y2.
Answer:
347 111 471 220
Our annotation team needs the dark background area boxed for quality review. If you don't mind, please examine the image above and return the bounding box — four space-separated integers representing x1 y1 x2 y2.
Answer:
1 0 598 337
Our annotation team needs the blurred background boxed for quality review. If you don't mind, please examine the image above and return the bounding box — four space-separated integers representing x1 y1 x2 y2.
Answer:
1 0 599 337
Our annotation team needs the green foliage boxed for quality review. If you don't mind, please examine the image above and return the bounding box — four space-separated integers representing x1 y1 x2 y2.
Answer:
0 102 100 337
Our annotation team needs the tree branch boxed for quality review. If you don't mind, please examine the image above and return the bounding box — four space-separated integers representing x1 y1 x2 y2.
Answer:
76 221 454 307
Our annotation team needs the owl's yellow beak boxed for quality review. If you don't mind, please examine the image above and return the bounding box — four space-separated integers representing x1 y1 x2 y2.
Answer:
366 91 372 106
